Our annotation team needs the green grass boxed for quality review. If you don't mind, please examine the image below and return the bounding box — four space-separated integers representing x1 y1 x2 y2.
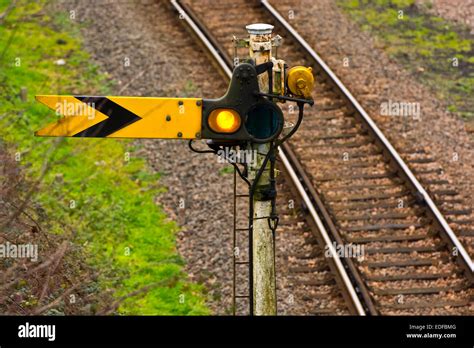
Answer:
0 0 209 315
219 165 234 175
337 0 474 120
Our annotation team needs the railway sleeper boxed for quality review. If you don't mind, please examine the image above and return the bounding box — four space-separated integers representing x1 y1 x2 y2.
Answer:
364 244 445 255
449 219 474 225
298 148 381 159
300 291 339 300
420 178 450 185
291 249 324 259
317 160 384 170
372 283 467 295
382 299 471 309
301 118 357 128
335 210 425 222
398 148 427 155
329 198 416 212
325 190 409 203
328 181 403 191
458 229 474 237
301 132 362 141
436 197 465 205
314 171 397 182
406 157 435 164
341 222 425 233
313 164 393 176
363 256 450 268
289 265 329 273
305 112 349 121
347 233 430 244
293 277 336 286
316 102 347 111
411 167 444 175
306 139 373 149
365 272 454 282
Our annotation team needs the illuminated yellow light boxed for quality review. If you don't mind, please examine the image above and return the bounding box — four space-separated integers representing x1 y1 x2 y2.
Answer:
216 111 237 130
209 109 241 133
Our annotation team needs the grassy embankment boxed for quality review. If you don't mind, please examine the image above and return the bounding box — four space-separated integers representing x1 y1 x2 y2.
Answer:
338 0 474 125
0 0 209 314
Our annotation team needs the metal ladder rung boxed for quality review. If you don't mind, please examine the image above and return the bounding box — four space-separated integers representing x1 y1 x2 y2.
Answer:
253 216 272 220
235 295 250 299
235 261 249 265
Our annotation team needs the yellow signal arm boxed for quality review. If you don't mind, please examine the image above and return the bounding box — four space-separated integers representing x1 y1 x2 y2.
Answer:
35 95 203 139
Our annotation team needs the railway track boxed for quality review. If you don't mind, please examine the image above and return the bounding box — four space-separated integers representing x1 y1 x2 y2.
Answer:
171 0 474 315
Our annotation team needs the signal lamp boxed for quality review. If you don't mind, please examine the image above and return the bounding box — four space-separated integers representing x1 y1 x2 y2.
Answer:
245 102 284 143
208 109 241 133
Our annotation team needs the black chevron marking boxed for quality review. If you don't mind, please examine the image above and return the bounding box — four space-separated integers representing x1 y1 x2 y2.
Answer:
73 96 141 137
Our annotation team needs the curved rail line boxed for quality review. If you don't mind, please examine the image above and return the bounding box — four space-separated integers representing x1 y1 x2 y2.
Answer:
261 0 473 276
170 0 474 315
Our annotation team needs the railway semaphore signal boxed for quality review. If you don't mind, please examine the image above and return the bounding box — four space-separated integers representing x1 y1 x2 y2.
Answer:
35 63 312 143
35 23 314 316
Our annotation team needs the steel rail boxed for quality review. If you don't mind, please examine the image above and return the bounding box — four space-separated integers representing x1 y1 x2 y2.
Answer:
261 0 474 276
170 0 233 78
278 148 366 315
170 0 368 315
